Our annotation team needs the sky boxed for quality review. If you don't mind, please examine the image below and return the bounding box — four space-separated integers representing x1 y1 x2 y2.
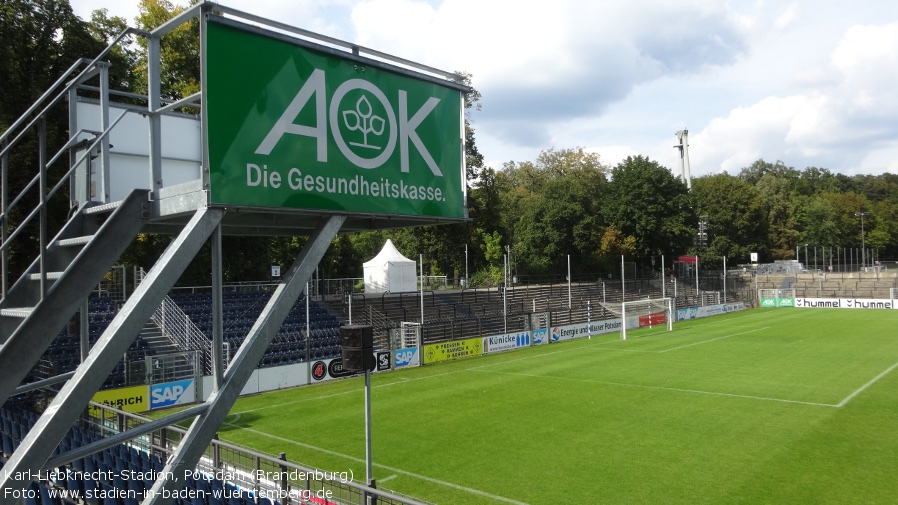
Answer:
68 0 898 178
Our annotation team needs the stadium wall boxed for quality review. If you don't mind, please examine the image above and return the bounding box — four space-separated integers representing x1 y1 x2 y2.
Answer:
186 301 750 401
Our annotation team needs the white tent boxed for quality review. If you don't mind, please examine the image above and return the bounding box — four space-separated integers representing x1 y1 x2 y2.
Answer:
363 240 417 293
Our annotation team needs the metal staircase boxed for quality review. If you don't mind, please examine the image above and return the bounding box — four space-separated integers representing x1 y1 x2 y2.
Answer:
0 3 466 503
0 190 149 401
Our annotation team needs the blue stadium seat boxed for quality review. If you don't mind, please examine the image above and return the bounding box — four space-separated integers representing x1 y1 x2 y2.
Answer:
25 481 40 505
82 478 99 505
41 482 60 505
1 431 13 456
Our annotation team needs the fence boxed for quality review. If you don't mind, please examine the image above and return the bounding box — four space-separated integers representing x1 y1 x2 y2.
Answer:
152 296 217 375
83 402 428 505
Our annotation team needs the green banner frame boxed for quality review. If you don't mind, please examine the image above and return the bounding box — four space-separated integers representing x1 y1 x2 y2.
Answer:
205 18 466 219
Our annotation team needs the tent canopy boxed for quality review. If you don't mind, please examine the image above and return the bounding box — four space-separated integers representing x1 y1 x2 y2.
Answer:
363 239 417 293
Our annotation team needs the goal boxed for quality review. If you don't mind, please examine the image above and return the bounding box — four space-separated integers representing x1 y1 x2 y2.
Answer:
758 288 796 308
621 298 673 340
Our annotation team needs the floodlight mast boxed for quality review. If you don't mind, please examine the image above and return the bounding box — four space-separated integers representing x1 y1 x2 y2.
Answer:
674 129 692 190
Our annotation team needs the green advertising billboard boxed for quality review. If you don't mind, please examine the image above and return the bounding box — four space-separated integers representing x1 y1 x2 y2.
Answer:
205 18 467 219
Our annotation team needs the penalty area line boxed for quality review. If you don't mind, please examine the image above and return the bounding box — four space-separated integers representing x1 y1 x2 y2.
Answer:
222 423 530 505
658 327 769 353
837 358 898 408
470 369 839 408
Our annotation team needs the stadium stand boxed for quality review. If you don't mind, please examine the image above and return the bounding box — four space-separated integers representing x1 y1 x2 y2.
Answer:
24 289 348 395
0 405 270 505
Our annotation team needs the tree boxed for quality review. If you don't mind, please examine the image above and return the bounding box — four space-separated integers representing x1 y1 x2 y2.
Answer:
691 174 767 262
795 196 840 249
498 148 608 276
603 156 693 260
1 0 109 277
737 159 799 186
755 173 799 259
132 0 201 101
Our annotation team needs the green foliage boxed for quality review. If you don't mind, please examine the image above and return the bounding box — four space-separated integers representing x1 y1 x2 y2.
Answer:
0 0 109 277
132 0 201 101
604 155 693 258
496 148 609 275
478 230 504 284
7 0 898 287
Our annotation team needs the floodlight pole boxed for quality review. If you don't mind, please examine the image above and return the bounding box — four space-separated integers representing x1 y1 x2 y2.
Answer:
567 254 572 309
695 255 699 303
621 255 625 301
723 256 727 304
661 254 666 299
503 253 508 334
587 300 591 340
855 211 869 271
464 243 468 287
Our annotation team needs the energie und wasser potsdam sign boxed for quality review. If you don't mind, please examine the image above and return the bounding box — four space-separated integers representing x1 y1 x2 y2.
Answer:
205 19 467 219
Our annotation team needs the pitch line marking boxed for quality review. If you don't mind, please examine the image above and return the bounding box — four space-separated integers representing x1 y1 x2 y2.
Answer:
469 368 839 408
658 327 769 352
231 368 471 416
222 423 529 505
837 357 898 407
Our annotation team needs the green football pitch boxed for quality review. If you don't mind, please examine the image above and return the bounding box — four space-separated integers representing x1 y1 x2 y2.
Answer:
217 308 898 504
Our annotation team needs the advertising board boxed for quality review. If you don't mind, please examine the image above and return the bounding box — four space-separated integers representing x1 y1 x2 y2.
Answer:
794 298 896 309
88 385 149 417
423 337 483 364
205 19 467 219
150 379 196 409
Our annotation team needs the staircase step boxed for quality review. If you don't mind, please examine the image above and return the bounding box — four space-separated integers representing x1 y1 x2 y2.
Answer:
1 307 34 318
55 235 94 247
27 272 64 281
82 200 123 215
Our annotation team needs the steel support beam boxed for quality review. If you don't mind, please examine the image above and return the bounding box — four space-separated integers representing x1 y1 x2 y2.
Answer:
0 208 223 502
145 215 345 505
0 190 149 401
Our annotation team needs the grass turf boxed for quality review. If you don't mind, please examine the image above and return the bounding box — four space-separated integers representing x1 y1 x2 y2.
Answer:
214 308 898 504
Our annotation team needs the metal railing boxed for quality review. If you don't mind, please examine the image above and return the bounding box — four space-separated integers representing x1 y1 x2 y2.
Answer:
85 402 429 505
0 32 140 300
152 296 215 374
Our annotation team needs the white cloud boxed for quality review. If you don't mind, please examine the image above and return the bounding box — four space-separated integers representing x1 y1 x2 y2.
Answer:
774 4 800 30
350 0 747 152
680 19 898 176
65 0 898 177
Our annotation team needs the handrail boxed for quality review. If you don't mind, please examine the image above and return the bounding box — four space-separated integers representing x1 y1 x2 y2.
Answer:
0 58 89 147
152 295 214 374
205 2 463 83
0 111 129 253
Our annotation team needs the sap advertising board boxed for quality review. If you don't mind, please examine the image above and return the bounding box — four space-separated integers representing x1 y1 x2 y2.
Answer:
205 19 467 219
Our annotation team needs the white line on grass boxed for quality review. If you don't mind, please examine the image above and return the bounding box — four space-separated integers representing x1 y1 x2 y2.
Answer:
658 327 769 352
469 368 840 408
231 367 471 416
837 358 898 407
223 423 529 505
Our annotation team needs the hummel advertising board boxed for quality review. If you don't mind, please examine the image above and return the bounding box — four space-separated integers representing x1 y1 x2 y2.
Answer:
205 19 466 219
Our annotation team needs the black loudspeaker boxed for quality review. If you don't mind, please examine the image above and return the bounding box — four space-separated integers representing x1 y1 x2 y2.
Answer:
341 325 374 371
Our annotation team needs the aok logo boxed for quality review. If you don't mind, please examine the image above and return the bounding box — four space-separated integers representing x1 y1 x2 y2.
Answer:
255 69 444 176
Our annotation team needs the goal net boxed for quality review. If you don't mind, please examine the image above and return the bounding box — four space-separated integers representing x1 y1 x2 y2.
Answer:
758 288 796 308
621 298 673 340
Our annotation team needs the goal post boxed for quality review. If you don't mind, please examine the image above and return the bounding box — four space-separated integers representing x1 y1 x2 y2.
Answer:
621 297 674 340
758 288 796 308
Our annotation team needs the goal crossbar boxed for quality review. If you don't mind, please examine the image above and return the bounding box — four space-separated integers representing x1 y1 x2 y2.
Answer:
621 297 673 340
